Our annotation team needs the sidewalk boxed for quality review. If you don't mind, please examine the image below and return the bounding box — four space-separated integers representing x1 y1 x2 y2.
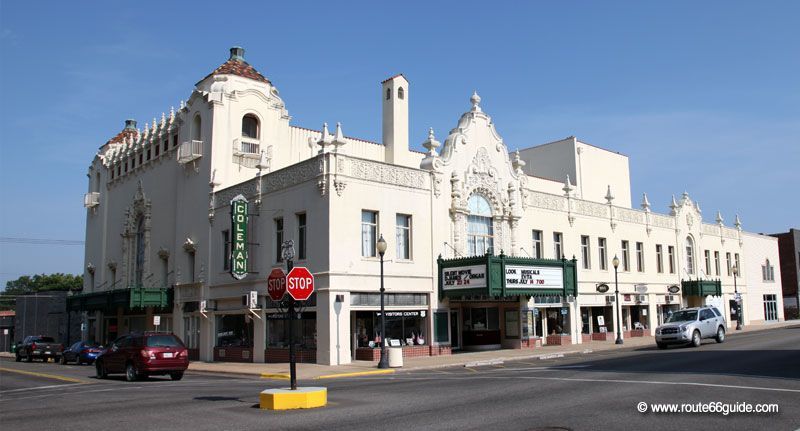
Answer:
189 319 799 380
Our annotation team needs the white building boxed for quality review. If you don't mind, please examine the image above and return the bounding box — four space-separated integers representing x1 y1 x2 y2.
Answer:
76 47 784 365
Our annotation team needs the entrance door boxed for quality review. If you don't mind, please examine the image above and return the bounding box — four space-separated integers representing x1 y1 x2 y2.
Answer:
449 310 460 350
764 295 778 321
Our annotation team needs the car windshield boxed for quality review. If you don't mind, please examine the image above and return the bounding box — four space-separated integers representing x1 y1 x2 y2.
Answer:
667 310 697 323
146 335 182 347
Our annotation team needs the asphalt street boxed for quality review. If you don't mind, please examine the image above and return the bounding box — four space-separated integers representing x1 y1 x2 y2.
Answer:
1 325 799 431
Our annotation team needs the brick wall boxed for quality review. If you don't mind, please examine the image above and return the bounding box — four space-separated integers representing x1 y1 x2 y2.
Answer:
592 332 614 341
520 338 542 349
355 345 452 361
545 335 571 345
264 348 317 363
213 346 253 363
629 329 645 337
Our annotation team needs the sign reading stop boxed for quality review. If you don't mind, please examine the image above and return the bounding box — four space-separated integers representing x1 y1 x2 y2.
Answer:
267 268 287 301
286 266 314 301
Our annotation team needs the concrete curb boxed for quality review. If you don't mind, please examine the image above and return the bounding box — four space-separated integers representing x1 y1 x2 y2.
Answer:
316 369 395 380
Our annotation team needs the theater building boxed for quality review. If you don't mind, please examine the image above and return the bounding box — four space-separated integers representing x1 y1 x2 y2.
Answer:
77 47 784 365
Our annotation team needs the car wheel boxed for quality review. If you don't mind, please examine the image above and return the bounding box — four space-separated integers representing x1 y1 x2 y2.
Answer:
96 361 107 379
656 342 668 349
25 354 32 362
715 326 725 343
125 363 139 382
690 330 701 347
170 371 184 381
60 355 67 365
15 354 21 362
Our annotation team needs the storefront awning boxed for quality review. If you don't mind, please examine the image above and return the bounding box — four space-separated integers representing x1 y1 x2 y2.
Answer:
67 287 173 313
438 253 578 299
681 279 721 297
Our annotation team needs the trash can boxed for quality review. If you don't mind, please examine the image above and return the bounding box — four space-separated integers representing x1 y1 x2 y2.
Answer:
388 347 403 368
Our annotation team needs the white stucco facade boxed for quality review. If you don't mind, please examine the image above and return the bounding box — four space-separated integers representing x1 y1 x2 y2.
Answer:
80 47 784 365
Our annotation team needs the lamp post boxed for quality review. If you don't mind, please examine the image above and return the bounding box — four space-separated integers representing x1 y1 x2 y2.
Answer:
732 265 742 330
613 255 623 345
376 235 389 369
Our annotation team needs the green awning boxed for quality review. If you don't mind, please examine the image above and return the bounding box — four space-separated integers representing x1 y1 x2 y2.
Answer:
438 253 578 299
681 279 721 297
67 287 172 313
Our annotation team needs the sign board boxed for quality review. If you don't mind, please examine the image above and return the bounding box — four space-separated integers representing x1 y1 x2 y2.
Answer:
248 291 258 309
597 315 605 326
267 268 287 301
153 315 161 326
442 265 486 290
230 195 249 280
3 329 8 335
596 283 610 293
668 285 681 294
286 266 315 301
635 284 648 293
560 308 568 315
505 265 564 289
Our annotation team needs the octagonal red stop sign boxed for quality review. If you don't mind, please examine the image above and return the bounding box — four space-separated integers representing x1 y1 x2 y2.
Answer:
267 268 287 301
286 266 314 301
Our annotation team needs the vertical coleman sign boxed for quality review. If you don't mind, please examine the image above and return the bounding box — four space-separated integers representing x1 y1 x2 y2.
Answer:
230 195 249 280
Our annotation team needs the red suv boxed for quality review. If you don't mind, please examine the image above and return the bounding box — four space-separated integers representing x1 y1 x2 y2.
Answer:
95 332 189 381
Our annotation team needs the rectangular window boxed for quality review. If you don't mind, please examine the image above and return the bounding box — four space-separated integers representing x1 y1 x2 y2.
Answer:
172 135 178 148
532 230 543 259
598 237 607 270
581 236 591 269
668 246 675 274
553 232 563 259
656 245 663 273
138 153 143 165
275 218 284 263
714 251 721 276
361 211 378 257
222 230 230 271
155 143 160 157
146 148 151 161
636 242 645 272
396 214 411 260
297 213 307 260
704 250 711 275
163 139 168 153
735 253 741 276
621 240 630 271
726 252 732 276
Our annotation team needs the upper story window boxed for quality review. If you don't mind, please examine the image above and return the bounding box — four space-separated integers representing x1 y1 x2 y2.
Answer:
275 218 284 263
636 242 645 272
685 236 695 275
762 259 775 281
580 236 591 269
361 211 378 257
396 214 411 260
398 87 405 100
386 88 391 100
621 240 630 271
598 238 607 270
192 114 202 141
553 232 563 260
532 230 543 259
714 251 721 275
467 194 493 256
242 115 259 140
297 213 307 260
668 246 676 274
656 244 663 273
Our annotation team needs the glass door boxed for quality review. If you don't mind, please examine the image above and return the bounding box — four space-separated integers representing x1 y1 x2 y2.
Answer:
449 310 460 350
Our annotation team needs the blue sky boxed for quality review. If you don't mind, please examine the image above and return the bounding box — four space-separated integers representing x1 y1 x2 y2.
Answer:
0 1 798 288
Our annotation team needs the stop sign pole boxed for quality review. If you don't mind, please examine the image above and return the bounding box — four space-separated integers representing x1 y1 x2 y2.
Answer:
285 265 315 391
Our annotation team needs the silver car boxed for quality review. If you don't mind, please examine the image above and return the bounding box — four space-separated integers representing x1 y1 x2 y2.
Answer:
655 306 726 349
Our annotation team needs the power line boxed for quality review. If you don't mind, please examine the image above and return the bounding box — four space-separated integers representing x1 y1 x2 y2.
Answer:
0 237 84 246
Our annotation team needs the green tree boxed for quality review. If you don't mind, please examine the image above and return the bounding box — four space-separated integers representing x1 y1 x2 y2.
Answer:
0 273 82 310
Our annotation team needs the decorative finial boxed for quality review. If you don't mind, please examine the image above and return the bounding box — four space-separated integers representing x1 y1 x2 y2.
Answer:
716 211 724 225
695 201 702 213
470 91 482 112
669 194 679 214
179 100 185 110
734 214 742 230
422 127 441 156
169 106 175 121
511 149 526 173
563 175 574 196
317 122 332 153
332 122 346 150
605 185 615 204
641 192 651 212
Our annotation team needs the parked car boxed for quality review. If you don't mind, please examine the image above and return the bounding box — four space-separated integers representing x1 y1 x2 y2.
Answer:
95 332 189 382
60 341 103 365
15 336 63 362
655 306 726 348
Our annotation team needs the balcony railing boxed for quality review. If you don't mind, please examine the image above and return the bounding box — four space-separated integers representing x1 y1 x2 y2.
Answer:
178 140 203 164
83 192 100 208
239 138 260 155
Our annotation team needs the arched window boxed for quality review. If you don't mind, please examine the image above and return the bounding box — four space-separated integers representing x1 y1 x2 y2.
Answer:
398 87 405 100
685 236 695 275
135 215 145 287
386 88 391 100
242 115 259 139
467 194 493 256
192 114 202 141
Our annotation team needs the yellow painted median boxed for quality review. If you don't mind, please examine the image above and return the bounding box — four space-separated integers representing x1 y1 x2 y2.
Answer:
259 387 327 410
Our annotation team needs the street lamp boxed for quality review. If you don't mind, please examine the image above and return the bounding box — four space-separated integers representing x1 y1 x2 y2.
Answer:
613 255 623 345
376 235 389 369
732 265 742 331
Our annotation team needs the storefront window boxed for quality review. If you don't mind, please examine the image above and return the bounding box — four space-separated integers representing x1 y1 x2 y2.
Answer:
267 313 316 349
462 307 499 331
355 311 426 347
215 314 254 347
504 309 519 338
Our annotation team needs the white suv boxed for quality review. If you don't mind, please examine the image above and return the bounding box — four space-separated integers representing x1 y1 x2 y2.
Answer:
655 306 726 349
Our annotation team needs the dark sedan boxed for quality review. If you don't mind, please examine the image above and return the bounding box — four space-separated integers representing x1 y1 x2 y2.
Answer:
60 341 103 365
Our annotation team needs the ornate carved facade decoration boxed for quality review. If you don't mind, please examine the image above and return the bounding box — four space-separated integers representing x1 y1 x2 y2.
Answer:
120 181 152 289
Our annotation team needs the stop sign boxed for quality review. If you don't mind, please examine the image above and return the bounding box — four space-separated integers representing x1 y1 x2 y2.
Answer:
267 268 287 301
286 266 314 301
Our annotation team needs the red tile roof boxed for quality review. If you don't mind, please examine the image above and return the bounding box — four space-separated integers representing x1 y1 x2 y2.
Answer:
104 129 138 147
381 73 407 84
199 59 271 85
